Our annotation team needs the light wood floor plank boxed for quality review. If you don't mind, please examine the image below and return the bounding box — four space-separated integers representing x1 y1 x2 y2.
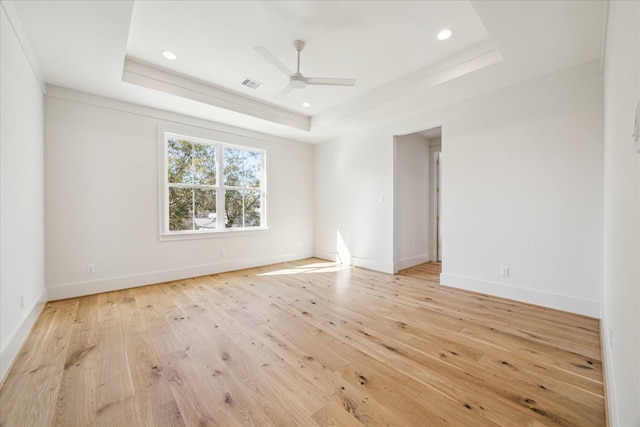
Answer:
311 401 367 427
52 294 100 427
1 299 79 426
0 259 606 426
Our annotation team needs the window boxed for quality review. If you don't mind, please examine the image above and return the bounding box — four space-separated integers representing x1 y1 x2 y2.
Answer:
161 132 266 237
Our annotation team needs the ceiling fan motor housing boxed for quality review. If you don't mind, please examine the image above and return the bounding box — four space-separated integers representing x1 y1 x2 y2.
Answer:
290 74 307 88
293 40 306 51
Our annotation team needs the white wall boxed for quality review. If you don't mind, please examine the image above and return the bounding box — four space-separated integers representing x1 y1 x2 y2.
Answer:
601 1 640 425
314 130 395 273
394 133 430 271
315 62 604 317
44 89 314 300
440 65 604 317
0 4 47 380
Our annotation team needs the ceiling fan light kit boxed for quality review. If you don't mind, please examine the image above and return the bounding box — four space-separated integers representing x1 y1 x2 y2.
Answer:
254 40 356 97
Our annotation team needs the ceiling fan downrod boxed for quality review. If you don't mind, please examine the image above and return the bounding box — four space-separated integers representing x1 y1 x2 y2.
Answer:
290 40 307 89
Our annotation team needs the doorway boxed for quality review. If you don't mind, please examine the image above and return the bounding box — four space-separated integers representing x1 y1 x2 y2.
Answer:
393 126 441 272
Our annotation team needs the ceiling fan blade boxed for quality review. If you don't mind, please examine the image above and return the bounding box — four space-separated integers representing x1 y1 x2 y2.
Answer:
275 85 293 99
254 46 293 77
306 77 356 87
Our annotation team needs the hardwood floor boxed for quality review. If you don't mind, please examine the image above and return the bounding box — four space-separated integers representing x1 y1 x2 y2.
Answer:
0 259 605 426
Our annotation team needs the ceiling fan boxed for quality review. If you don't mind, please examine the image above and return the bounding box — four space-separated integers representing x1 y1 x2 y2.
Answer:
254 40 356 98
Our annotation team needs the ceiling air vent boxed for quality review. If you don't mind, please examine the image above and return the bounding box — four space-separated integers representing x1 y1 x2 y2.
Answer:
241 78 263 89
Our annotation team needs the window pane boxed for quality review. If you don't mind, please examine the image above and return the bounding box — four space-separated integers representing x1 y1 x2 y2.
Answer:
167 139 191 185
168 187 193 231
169 187 216 231
167 138 216 185
243 150 261 188
225 189 261 228
243 190 261 227
224 147 261 188
193 189 217 230
192 144 216 185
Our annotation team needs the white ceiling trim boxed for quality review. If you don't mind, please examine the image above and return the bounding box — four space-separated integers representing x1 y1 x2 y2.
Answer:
122 57 311 131
599 0 610 72
312 40 503 130
45 85 306 147
1 0 45 93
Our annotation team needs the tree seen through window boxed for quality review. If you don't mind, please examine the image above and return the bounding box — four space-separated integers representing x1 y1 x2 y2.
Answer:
165 136 264 232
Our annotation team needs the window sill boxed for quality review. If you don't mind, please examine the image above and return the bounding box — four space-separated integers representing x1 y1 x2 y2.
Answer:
160 227 269 241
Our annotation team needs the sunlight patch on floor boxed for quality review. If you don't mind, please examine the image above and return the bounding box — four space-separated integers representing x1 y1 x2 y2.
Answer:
257 262 352 276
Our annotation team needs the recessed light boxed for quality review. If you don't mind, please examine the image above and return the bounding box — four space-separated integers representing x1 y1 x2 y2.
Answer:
161 50 177 60
437 28 454 41
302 102 311 108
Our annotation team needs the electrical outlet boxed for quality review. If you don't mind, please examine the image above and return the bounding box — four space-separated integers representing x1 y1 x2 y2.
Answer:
20 294 24 309
500 266 509 277
87 264 96 274
220 250 226 258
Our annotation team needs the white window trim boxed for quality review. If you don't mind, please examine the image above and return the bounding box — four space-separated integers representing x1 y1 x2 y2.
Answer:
158 125 268 241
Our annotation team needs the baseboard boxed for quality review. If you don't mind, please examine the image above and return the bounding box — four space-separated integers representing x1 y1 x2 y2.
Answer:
313 250 339 264
352 256 394 274
0 287 47 384
439 273 602 318
394 253 431 273
313 250 395 274
599 316 616 427
47 252 312 301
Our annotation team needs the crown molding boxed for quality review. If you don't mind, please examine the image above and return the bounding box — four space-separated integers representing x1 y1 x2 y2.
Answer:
1 0 46 93
122 57 310 132
311 41 503 131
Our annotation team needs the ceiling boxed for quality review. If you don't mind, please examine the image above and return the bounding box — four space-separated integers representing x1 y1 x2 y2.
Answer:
6 0 606 143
